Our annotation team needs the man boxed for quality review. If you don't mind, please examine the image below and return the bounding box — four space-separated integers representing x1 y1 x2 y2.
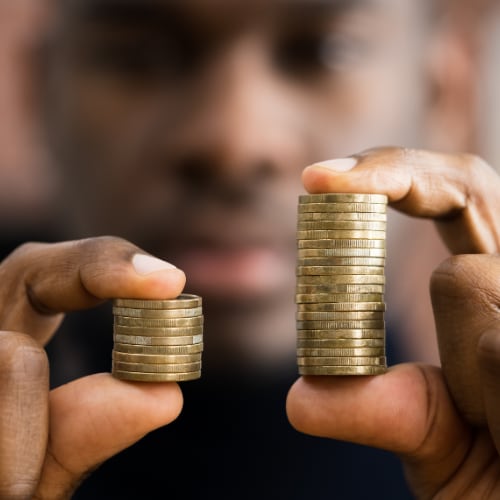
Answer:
0 0 495 498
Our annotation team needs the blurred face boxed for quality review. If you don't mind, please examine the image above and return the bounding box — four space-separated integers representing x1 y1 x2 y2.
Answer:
43 0 432 363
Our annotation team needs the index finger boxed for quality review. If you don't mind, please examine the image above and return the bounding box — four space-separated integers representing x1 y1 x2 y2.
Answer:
0 236 186 344
302 147 500 254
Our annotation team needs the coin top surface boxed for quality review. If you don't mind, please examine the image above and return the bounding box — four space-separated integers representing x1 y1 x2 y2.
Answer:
113 294 202 309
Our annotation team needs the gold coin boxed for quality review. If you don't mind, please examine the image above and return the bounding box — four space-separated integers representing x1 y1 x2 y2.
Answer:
113 294 202 309
112 351 202 364
295 284 385 294
298 212 387 222
113 333 203 346
297 230 386 240
296 293 384 303
298 202 387 213
298 365 387 376
114 325 203 337
112 370 201 382
114 316 203 328
112 306 202 319
296 311 384 321
112 361 202 373
296 266 384 276
297 257 385 267
299 193 388 204
297 338 385 348
297 356 386 366
297 328 385 339
296 302 385 312
113 342 204 355
297 248 386 257
300 274 385 284
297 221 387 231
298 239 385 249
297 347 385 357
296 320 385 330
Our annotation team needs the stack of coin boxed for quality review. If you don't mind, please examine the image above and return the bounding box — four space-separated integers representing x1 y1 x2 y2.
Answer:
111 294 203 382
296 193 388 375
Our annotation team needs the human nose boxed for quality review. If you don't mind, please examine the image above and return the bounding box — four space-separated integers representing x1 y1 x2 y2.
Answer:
167 36 304 186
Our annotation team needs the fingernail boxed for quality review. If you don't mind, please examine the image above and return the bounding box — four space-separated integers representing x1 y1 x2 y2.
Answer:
313 157 358 172
132 253 177 275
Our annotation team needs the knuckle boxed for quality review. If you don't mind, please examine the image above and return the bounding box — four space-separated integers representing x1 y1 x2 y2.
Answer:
431 254 500 324
0 332 48 380
0 242 47 270
0 480 38 500
75 235 137 260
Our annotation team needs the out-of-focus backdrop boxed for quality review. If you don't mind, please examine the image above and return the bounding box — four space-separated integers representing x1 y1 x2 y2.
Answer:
0 1 498 234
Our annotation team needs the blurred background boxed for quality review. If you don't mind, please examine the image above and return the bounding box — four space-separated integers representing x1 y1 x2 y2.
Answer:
0 1 56 236
0 1 498 234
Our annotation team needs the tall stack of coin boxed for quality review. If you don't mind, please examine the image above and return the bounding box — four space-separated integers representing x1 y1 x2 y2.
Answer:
296 193 388 375
111 294 203 382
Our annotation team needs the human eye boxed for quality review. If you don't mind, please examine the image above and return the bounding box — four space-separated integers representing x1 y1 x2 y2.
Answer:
273 30 369 79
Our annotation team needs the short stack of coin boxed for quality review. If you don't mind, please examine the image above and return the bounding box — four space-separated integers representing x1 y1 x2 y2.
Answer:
296 193 388 376
111 294 203 382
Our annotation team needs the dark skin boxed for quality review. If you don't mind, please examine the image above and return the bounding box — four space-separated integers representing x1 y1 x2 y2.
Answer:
0 238 185 499
288 147 500 498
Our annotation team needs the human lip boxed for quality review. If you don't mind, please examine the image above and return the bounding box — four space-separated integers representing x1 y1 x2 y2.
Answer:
170 239 295 299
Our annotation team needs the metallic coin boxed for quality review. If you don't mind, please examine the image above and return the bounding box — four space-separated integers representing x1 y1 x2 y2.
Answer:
296 311 384 321
296 284 385 294
297 249 386 258
297 328 385 339
112 351 202 364
298 202 387 213
296 302 385 312
297 257 385 267
296 320 384 330
297 220 387 231
296 266 384 276
112 306 202 319
297 338 385 348
296 293 384 303
114 325 203 337
297 356 386 366
298 365 387 376
298 239 385 249
112 370 201 382
113 342 204 355
113 294 202 309
297 347 385 357
114 333 203 346
298 212 387 222
112 361 202 373
297 274 385 284
114 316 203 328
299 193 388 204
297 230 386 240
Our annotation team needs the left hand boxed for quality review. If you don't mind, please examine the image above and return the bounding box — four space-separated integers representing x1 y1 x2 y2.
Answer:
286 147 500 498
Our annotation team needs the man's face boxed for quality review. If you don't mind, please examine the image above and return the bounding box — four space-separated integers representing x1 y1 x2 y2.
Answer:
43 0 431 359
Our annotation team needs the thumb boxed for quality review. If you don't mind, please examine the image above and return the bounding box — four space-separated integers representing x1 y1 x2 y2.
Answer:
35 374 183 499
477 329 500 452
430 254 500 426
